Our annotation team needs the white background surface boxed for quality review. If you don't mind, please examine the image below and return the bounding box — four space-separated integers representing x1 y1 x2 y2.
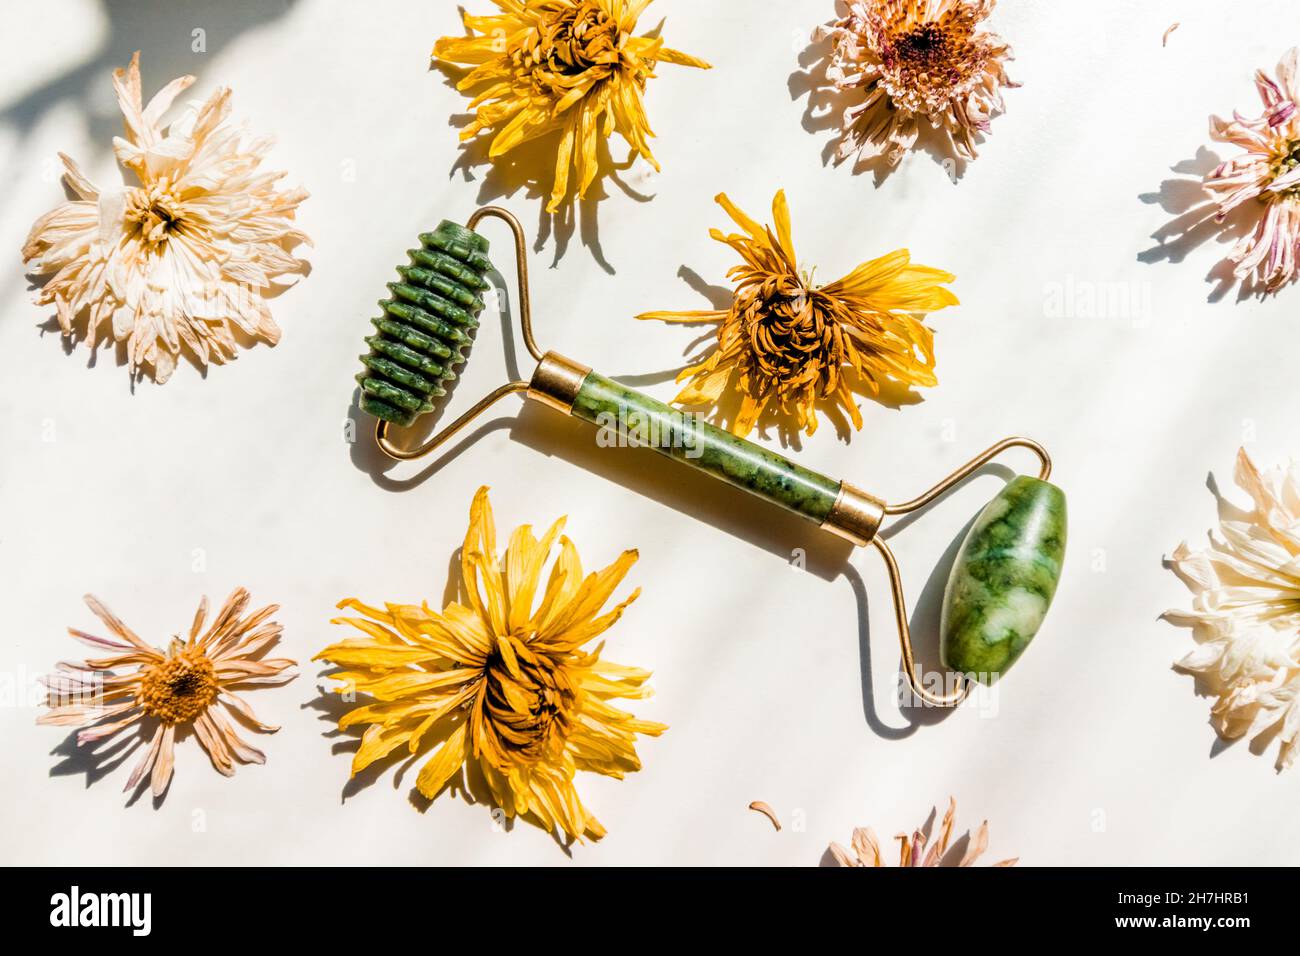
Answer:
1 0 1298 866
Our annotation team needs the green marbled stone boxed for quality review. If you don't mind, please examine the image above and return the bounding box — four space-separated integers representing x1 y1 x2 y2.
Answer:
940 476 1067 683
356 220 490 425
570 372 841 523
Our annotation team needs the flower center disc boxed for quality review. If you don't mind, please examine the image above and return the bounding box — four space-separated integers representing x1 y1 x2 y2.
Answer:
125 183 183 249
877 16 982 109
482 641 577 765
520 1 621 85
738 277 839 397
141 651 218 724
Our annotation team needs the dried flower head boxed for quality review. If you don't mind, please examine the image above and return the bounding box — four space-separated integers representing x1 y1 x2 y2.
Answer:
829 797 1017 866
37 589 297 798
432 0 710 212
315 487 665 842
1204 48 1300 292
21 53 310 383
1165 448 1300 770
638 189 957 438
812 0 1017 168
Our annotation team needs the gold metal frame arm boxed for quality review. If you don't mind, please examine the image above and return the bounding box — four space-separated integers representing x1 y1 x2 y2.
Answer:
872 536 968 707
375 381 528 461
884 437 1051 516
465 206 543 364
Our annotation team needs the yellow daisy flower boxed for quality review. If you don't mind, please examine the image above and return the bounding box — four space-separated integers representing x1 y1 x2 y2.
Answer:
638 189 958 438
432 0 710 212
315 487 664 842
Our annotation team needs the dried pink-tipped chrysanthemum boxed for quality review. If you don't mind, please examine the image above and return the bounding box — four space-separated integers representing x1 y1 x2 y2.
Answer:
812 0 1017 168
21 52 310 382
829 797 1018 866
38 588 297 799
1204 48 1300 293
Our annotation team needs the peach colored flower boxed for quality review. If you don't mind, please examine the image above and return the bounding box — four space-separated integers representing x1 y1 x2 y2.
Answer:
812 0 1017 168
1204 48 1300 292
21 53 310 382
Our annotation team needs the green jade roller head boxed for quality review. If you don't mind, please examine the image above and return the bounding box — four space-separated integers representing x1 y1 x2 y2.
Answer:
355 207 1067 706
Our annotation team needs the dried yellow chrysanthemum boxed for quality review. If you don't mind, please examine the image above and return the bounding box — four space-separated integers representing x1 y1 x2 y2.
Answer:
432 0 710 212
315 487 665 842
638 189 958 438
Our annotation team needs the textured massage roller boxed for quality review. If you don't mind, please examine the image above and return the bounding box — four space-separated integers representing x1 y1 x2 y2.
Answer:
356 207 1067 706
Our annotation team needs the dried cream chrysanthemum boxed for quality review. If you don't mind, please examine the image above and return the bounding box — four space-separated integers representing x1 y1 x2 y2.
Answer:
21 53 310 383
38 589 297 798
1204 48 1300 292
638 189 957 438
432 0 710 212
315 486 665 842
1165 448 1300 770
813 0 1017 168
829 797 1017 867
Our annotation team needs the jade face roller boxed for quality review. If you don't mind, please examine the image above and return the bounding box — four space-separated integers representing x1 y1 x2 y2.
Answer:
355 207 1067 706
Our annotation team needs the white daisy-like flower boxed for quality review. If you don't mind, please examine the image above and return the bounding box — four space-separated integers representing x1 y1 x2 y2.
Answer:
20 52 310 383
1166 448 1300 769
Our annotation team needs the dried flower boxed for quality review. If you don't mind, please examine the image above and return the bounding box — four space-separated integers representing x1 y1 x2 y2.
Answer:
432 0 710 213
749 800 782 831
1204 48 1300 292
315 487 665 842
829 797 1017 866
21 53 310 383
1165 448 1300 770
637 189 957 438
38 589 297 798
812 0 1017 168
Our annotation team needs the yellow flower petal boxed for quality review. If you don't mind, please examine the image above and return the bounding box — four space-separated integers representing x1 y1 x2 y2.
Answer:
415 722 468 798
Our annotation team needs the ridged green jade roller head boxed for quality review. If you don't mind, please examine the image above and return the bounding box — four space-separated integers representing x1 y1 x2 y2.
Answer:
354 207 1067 706
357 221 491 428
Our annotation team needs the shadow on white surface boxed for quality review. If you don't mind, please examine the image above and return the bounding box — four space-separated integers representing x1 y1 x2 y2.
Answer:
1 0 299 242
1138 146 1274 302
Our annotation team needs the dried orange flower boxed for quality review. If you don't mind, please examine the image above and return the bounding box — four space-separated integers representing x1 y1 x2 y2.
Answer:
432 0 710 212
830 797 1018 866
37 589 297 798
813 0 1017 168
638 189 957 438
21 53 310 383
315 487 665 843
